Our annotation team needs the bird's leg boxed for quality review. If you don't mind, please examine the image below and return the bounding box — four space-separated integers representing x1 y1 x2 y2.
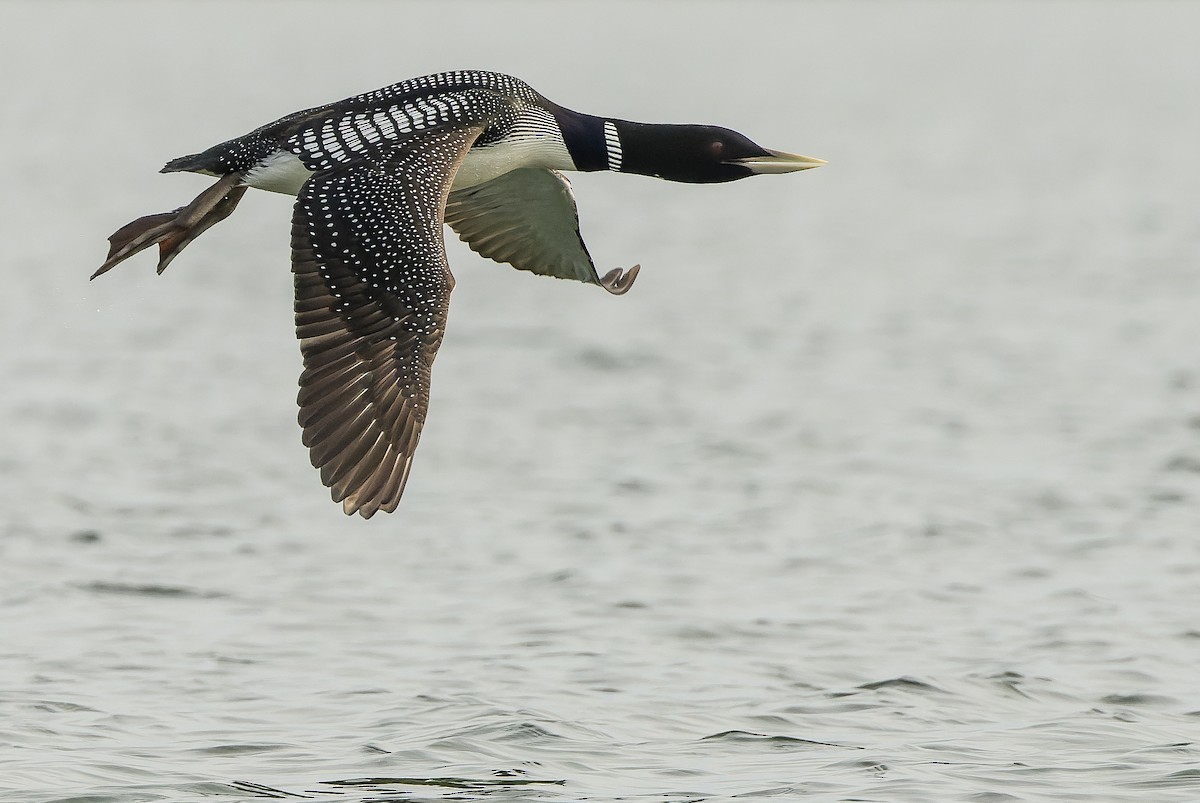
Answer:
91 172 247 280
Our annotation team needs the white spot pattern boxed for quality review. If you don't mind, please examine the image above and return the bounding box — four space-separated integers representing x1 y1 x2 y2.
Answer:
285 71 548 173
291 117 499 516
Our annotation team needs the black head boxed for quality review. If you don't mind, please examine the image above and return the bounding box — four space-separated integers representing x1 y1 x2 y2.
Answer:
612 121 824 184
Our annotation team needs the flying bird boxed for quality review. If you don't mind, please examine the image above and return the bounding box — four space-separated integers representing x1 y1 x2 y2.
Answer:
93 70 823 517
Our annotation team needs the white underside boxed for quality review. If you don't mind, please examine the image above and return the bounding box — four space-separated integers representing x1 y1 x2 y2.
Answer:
242 129 577 197
242 151 313 195
452 130 575 190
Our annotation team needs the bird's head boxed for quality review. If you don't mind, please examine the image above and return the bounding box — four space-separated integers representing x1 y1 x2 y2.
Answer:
614 121 824 184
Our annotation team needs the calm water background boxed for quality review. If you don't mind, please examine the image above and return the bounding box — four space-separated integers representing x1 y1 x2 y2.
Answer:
2 1 1200 800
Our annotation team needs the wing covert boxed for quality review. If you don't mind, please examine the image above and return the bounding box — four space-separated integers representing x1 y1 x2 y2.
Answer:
445 168 639 294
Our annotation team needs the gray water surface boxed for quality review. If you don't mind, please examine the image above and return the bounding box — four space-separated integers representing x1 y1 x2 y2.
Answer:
3 1 1200 800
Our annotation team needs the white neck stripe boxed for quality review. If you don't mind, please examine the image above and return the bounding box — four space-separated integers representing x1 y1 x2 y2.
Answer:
604 120 622 171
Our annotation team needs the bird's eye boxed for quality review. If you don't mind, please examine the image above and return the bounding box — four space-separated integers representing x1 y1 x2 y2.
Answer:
709 140 725 157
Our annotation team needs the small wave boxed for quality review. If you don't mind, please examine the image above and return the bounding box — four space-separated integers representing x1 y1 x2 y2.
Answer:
700 730 850 749
76 581 226 599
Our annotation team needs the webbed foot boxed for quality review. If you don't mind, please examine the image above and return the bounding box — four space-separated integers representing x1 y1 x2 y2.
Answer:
599 264 640 295
91 172 246 280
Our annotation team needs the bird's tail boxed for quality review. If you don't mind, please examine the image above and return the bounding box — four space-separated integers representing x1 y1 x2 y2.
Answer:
91 172 247 280
160 151 215 173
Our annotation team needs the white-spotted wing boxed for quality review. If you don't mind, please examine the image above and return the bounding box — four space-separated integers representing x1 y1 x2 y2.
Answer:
291 128 485 517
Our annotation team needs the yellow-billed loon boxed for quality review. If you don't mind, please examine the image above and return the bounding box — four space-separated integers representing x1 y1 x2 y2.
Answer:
93 70 824 518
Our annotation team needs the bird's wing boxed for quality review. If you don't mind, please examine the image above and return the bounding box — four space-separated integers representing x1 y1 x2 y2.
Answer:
291 127 485 518
444 168 639 295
